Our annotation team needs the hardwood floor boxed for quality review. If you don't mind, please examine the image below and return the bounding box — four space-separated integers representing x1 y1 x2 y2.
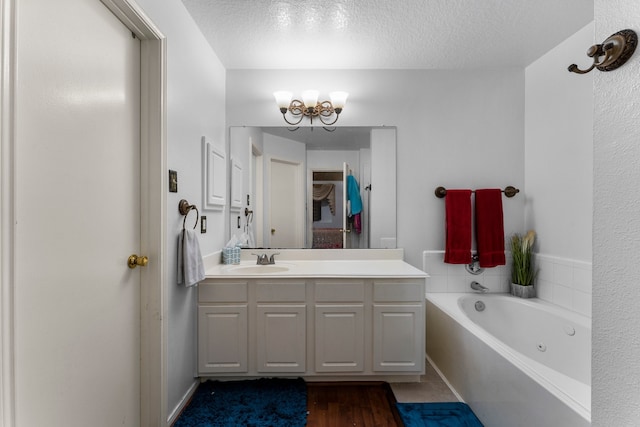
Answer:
306 382 404 427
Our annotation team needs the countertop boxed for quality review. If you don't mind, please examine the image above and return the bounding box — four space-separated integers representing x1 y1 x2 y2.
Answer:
203 249 428 279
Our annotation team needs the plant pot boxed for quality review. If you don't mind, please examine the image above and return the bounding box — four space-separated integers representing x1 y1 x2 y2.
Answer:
510 283 535 298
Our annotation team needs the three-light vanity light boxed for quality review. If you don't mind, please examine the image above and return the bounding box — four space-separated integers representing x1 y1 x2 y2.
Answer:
273 90 348 126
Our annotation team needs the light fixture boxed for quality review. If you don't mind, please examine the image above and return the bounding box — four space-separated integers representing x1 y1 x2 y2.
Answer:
273 90 348 126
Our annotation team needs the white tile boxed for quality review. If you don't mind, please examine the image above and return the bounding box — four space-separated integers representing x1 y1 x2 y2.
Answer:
425 254 449 275
573 290 592 317
535 279 553 303
553 284 573 311
553 262 573 288
481 275 502 293
572 264 592 294
483 264 506 277
427 275 448 293
447 276 469 293
447 263 467 276
536 257 553 282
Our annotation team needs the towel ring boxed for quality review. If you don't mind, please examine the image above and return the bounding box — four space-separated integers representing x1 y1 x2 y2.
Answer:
179 199 199 230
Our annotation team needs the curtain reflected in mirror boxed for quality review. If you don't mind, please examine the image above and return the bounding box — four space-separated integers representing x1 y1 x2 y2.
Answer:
228 126 396 249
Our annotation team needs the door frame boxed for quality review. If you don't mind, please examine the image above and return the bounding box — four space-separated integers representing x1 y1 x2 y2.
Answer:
0 0 167 425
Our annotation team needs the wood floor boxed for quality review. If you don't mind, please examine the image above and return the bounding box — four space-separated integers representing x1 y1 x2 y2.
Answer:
306 382 404 427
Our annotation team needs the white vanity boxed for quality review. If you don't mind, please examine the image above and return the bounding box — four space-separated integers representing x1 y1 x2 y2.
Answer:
199 249 427 381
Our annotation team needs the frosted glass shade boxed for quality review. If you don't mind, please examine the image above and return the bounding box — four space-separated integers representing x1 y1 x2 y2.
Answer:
329 91 349 109
273 91 292 108
301 90 319 108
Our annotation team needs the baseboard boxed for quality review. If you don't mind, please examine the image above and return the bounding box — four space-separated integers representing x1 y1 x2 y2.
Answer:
167 379 199 426
425 355 464 403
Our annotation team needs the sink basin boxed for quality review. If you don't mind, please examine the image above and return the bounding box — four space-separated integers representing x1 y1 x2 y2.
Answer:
227 264 291 274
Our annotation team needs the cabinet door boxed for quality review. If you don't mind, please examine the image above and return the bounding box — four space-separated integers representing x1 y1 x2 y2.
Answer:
373 304 423 372
315 304 364 372
256 305 306 373
198 305 248 373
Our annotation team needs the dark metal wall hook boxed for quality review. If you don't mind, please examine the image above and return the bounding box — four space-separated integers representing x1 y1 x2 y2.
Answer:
568 29 637 74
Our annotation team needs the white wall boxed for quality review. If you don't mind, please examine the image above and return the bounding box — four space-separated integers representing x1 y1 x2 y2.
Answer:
593 1 640 423
524 23 594 315
525 24 594 260
134 0 226 419
227 69 526 268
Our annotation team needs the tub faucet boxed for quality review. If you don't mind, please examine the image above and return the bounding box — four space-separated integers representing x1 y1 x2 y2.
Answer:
470 281 488 293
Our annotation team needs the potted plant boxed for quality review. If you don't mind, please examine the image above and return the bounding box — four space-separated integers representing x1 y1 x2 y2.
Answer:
510 230 537 298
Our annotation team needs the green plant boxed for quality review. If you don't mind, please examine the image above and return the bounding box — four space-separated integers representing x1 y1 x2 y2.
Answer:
510 230 537 286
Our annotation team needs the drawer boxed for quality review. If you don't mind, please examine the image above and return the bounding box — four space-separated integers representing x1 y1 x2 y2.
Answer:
256 280 306 302
314 279 365 302
199 281 248 303
373 280 424 302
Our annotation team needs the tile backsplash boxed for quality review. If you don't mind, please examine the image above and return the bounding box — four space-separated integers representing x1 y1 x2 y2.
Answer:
422 250 592 317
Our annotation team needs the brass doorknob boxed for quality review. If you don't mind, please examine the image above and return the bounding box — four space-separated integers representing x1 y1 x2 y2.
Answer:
271 228 276 234
128 254 148 269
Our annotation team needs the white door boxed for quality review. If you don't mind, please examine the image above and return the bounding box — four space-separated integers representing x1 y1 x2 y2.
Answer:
269 158 303 248
14 0 142 425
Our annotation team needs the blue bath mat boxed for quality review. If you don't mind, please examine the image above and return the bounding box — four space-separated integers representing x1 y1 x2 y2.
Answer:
173 378 307 427
396 402 484 427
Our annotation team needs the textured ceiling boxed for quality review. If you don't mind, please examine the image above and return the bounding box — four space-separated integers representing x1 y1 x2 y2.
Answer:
181 0 593 69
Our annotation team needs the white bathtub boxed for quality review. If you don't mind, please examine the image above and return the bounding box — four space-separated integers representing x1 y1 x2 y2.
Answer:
426 293 591 427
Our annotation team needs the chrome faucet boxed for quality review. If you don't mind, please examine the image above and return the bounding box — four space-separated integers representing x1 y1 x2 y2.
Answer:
251 252 280 265
470 281 488 293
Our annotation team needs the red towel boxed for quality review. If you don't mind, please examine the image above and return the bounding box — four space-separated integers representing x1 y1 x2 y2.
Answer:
475 189 506 267
444 190 472 264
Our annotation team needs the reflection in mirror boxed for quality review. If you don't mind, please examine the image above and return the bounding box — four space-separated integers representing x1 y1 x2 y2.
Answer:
228 126 396 249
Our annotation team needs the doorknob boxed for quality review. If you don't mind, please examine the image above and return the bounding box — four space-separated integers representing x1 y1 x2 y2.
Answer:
271 228 276 234
127 254 148 269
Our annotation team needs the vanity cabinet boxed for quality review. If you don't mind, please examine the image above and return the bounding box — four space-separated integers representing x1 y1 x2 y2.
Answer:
255 280 306 373
198 274 425 380
372 280 425 372
314 280 365 372
198 281 249 374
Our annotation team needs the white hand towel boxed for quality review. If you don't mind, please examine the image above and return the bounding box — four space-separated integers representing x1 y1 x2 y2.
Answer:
177 229 205 287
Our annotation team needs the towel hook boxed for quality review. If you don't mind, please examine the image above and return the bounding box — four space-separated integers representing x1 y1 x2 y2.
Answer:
568 29 637 74
179 199 199 230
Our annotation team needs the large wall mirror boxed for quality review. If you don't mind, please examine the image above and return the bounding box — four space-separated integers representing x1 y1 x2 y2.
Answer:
228 126 397 249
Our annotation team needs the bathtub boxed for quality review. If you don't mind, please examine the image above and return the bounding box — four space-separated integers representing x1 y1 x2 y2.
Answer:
426 293 591 427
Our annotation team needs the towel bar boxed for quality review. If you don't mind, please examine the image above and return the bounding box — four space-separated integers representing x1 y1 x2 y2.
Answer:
435 186 519 198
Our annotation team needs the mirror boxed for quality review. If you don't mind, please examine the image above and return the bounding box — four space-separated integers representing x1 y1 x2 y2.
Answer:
228 126 396 249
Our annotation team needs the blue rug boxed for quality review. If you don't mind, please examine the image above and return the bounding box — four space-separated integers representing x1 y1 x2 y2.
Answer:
173 378 307 427
396 402 484 427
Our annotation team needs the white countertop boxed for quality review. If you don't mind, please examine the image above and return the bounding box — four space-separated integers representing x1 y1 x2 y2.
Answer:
204 249 428 279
